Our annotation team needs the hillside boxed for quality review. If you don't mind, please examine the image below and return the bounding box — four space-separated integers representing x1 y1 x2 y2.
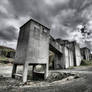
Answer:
0 46 15 64
0 46 15 51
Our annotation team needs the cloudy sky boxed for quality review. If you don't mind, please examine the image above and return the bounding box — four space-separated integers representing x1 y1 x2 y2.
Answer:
0 0 92 51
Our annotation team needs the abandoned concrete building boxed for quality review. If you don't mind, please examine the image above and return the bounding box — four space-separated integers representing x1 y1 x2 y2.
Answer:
81 47 90 61
90 54 92 60
56 39 82 68
12 19 82 82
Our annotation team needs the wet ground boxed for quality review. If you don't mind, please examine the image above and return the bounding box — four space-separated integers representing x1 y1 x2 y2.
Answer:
0 64 92 92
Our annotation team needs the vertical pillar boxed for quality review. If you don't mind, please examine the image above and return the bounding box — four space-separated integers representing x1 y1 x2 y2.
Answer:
44 64 48 79
23 63 28 83
54 54 57 69
12 64 17 78
32 65 36 73
32 65 36 80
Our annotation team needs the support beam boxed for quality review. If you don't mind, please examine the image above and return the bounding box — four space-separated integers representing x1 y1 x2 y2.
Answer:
44 64 48 79
32 65 36 80
23 63 28 83
12 64 17 78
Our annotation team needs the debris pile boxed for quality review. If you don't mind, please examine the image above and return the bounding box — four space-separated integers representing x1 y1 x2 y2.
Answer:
47 72 80 82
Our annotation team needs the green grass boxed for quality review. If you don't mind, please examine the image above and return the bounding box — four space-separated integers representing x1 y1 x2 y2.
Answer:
0 46 15 52
81 60 92 66
0 56 8 61
0 56 14 64
67 66 74 69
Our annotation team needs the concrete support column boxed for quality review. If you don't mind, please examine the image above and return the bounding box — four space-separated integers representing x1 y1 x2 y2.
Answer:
23 63 28 83
44 64 48 79
32 65 36 73
54 54 58 69
12 64 17 78
32 65 36 79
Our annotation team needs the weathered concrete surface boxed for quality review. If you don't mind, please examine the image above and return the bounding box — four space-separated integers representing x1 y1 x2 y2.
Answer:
63 46 74 68
12 19 50 82
74 42 82 66
56 39 81 68
50 36 63 54
15 19 50 65
49 37 64 69
81 47 90 61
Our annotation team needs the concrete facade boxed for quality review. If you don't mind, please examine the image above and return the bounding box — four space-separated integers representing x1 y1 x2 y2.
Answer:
72 41 82 66
62 46 73 68
55 39 74 68
81 47 90 61
49 36 63 69
12 19 50 82
56 39 82 68
90 54 92 60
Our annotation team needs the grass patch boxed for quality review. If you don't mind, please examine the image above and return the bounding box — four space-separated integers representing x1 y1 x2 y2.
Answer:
67 66 74 69
0 56 14 64
81 60 92 66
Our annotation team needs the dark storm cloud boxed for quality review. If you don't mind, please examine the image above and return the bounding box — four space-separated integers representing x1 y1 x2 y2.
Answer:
9 0 73 39
10 0 71 26
0 26 18 41
8 0 92 36
0 0 92 49
69 0 92 12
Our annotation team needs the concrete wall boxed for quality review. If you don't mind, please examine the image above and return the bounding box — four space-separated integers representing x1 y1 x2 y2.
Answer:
56 40 81 68
68 41 82 67
63 46 74 68
49 36 64 69
15 19 50 65
63 46 70 68
49 46 64 69
15 21 30 64
81 47 90 61
75 44 82 66
55 39 75 69
54 53 64 69
69 49 74 67
90 54 92 60
26 21 50 64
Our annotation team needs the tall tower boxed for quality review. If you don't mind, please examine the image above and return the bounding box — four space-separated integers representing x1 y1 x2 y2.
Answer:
12 19 50 82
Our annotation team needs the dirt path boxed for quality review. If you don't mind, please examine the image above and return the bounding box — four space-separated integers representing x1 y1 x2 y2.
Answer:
0 64 92 92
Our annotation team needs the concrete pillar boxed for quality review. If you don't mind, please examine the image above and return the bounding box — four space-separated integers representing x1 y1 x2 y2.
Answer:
54 54 58 69
12 64 17 78
32 65 36 73
44 64 48 79
32 65 36 79
23 63 28 83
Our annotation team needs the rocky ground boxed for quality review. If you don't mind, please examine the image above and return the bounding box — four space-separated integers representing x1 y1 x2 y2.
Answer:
0 64 92 92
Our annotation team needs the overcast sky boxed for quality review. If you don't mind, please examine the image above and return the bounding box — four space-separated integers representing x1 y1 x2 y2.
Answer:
0 0 92 51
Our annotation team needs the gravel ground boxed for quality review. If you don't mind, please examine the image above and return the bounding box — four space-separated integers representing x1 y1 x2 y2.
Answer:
0 64 79 87
0 64 92 92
